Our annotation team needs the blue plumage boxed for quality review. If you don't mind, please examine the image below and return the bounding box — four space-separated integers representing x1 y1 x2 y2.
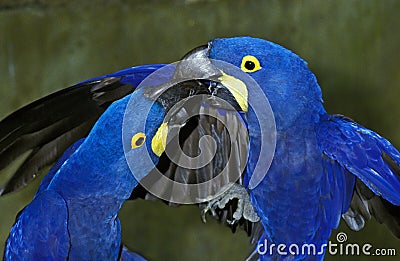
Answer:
78 64 165 85
5 86 165 260
6 190 70 260
206 37 400 260
317 115 400 205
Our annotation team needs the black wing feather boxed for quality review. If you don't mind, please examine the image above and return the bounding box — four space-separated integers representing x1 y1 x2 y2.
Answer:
0 77 133 195
344 153 400 238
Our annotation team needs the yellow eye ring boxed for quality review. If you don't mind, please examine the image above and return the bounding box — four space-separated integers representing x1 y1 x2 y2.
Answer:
131 132 146 149
240 55 262 73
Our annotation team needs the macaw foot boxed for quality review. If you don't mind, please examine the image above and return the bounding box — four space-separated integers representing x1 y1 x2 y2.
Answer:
201 183 260 225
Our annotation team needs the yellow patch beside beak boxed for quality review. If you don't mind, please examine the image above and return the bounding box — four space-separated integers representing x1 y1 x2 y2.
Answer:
218 72 249 112
151 122 168 157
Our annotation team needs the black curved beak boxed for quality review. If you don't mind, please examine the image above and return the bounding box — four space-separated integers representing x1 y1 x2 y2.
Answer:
145 44 249 114
174 44 221 80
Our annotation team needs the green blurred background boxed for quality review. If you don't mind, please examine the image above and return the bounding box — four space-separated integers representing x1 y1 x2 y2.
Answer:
0 0 399 260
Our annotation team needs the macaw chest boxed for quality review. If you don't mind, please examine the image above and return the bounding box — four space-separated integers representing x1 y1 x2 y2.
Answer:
250 131 327 244
66 200 122 260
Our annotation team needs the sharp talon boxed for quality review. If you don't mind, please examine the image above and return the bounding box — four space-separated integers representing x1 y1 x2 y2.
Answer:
199 183 260 225
201 209 208 223
210 207 217 217
227 219 237 225
201 202 216 223
201 204 211 223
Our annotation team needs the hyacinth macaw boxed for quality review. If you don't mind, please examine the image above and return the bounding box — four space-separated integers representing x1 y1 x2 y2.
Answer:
180 37 400 260
1 59 243 259
4 85 166 260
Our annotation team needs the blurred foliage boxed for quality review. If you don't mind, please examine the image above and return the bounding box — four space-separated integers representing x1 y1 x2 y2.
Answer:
0 0 399 260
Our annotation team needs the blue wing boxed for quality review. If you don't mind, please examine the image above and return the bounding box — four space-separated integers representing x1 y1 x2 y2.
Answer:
317 114 400 235
0 64 165 195
78 64 164 86
5 190 70 260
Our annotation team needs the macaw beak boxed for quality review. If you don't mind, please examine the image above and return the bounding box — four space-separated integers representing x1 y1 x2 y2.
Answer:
146 44 249 113
178 44 249 113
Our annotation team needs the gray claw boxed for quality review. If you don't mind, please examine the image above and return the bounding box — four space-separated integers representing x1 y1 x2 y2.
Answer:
201 183 260 224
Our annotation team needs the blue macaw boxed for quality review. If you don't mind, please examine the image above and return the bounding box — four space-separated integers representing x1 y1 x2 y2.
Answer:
4 85 166 260
1 59 244 259
181 37 400 260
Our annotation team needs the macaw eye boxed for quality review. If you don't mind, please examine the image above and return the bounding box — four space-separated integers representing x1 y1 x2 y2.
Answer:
241 55 262 73
131 132 146 149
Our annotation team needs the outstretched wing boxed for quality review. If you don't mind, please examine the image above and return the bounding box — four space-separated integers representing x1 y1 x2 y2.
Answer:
317 114 400 237
0 64 165 195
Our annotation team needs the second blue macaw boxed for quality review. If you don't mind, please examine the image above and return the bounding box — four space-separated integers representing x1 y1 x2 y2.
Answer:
185 37 400 260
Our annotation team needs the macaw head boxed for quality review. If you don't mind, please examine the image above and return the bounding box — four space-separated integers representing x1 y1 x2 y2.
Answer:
123 87 167 182
182 36 326 129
